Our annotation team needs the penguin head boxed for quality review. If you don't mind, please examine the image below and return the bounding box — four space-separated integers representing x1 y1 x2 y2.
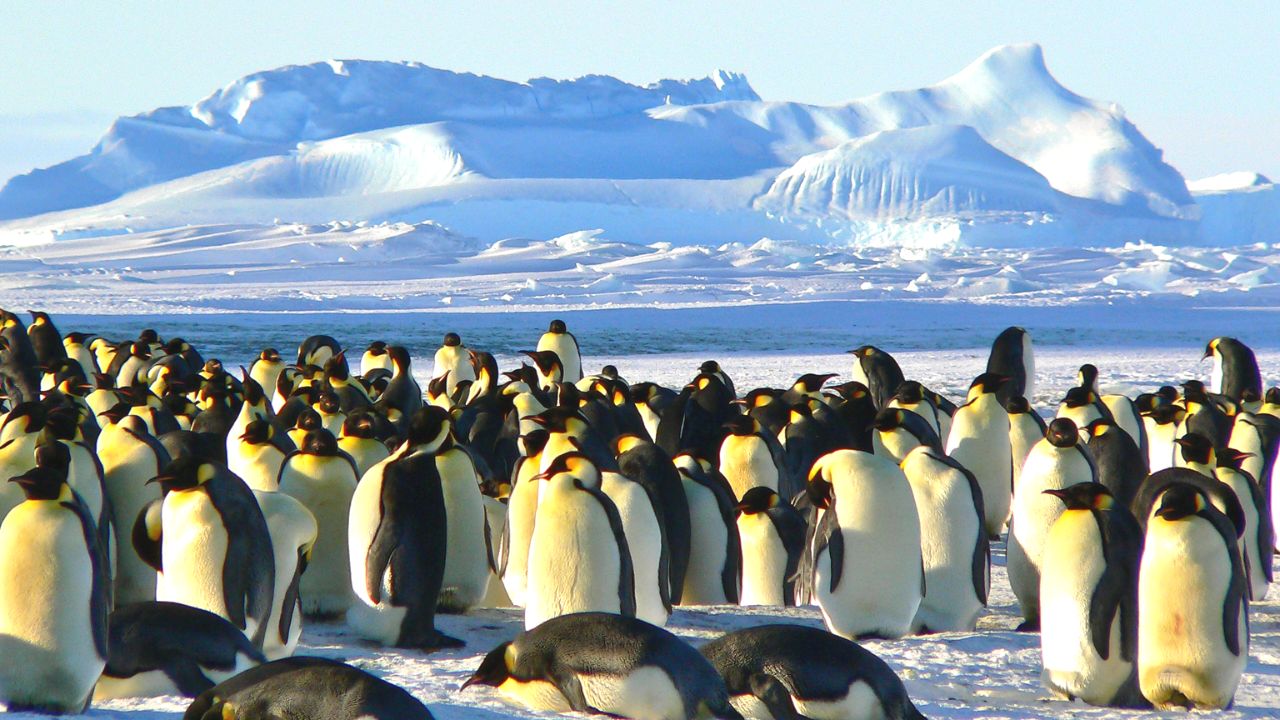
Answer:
521 350 562 378
1175 433 1215 466
341 412 378 440
443 332 462 347
1180 380 1209 404
1083 418 1116 440
138 329 159 346
1216 448 1252 471
365 341 387 356
1202 338 1221 360
152 456 217 493
405 406 452 450
966 373 1008 400
240 419 273 445
39 407 81 443
10 445 71 502
873 408 906 432
63 332 92 347
737 486 781 515
3 402 48 436
1043 482 1114 511
1142 404 1186 426
1265 387 1280 405
462 642 515 690
295 409 323 433
613 434 648 457
1076 364 1098 390
1046 418 1080 448
848 345 879 359
162 337 190 356
793 373 837 394
97 401 131 426
894 381 925 405
738 388 779 409
324 353 351 382
528 406 587 435
240 374 267 406
539 451 600 485
548 319 568 334
315 391 341 415
519 429 550 458
387 346 412 372
1154 483 1206 522
1156 385 1180 404
787 402 813 424
1005 396 1032 415
259 348 282 364
1061 387 1097 409
28 310 50 326
302 429 340 456
830 381 871 402
723 414 759 436
600 365 619 379
128 342 151 360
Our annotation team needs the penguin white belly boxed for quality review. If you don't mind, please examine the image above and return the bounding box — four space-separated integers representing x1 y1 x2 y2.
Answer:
0 503 102 711
525 484 624 629
1139 517 1247 709
638 404 661 442
945 399 1011 538
1040 511 1131 705
1218 471 1268 600
97 426 162 605
254 490 317 660
0 435 37 521
889 400 940 436
339 438 391 478
1009 414 1042 488
230 443 286 492
1227 417 1265 489
157 493 242 633
680 479 733 605
719 436 778 500
347 456 404 644
436 450 490 613
478 497 513 608
791 681 885 720
738 513 788 607
279 456 356 615
1008 447 1088 616
497 678 573 712
1145 419 1179 473
602 473 668 627
1211 354 1224 395
580 666 685 720
502 473 541 608
538 334 582 382
906 464 984 631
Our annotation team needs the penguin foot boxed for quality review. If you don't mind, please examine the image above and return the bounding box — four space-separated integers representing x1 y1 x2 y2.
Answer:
397 630 465 652
1015 619 1040 632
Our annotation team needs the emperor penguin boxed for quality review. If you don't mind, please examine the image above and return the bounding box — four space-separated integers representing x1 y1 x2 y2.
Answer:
702 624 928 720
251 487 318 660
1007 395 1047 486
523 349 565 392
138 457 276 650
432 433 491 614
1226 410 1280 500
1215 448 1273 600
537 319 583 383
338 411 392 477
945 373 1013 539
600 459 673 627
360 341 393 376
1205 337 1261 403
96 601 266 699
499 430 550 607
1008 417 1096 630
185 656 435 720
63 332 99 378
735 486 806 607
900 445 989 632
0 456 108 714
295 334 340 369
674 452 741 605
525 453 636 630
1039 483 1147 708
432 332 476 395
464 612 739 720
986 326 1035 405
1056 387 1107 438
871 406 942 463
228 419 291 491
719 414 785 500
39 409 113 567
848 345 904 409
1101 393 1148 458
0 402 47 519
371 345 422 431
809 449 923 640
97 412 169 604
247 349 287 401
1138 484 1248 710
27 310 66 366
1142 404 1185 472
276 429 359 616
1083 418 1148 509
347 406 463 649
887 380 942 436
616 435 692 604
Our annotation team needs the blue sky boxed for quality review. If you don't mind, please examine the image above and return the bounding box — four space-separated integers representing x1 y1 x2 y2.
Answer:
1 2 1276 183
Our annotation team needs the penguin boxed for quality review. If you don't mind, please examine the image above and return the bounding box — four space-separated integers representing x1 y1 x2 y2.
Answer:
735 487 806 607
372 345 422 430
360 341 393 377
656 369 735 461
324 353 372 413
538 319 583 383
38 409 113 568
523 349 565 391
674 452 741 605
499 430 550 608
251 488 317 660
96 601 266 699
848 345 904 409
247 349 286 401
1038 483 1146 708
287 408 324 450
229 419 291 492
184 656 435 720
591 460 669 627
986 326 1035 405
616 435 692 605
63 331 99 378
777 401 834 500
826 381 877 451
1142 404 1186 473
1181 381 1233 449
886 380 942 436
900 445 988 632
945 373 1012 539
702 624 927 720
464 612 739 720
1008 417 1096 630
1130 467 1246 538
346 406 462 649
719 414 785 500
1175 431 1218 477
1008 395 1047 487
138 457 276 650
1215 448 1273 600
432 434 491 614
809 450 923 639
1100 393 1148 458
1083 418 1148 510
525 453 636 630
0 455 108 714
1056 387 1107 437
871 406 942 463
276 429 359 617
338 411 392 477
432 332 476 395
1227 410 1280 499
0 404 46 520
296 335 341 369
1138 484 1248 710
97 412 169 604
632 382 677 441
1205 337 1261 403
27 310 66 366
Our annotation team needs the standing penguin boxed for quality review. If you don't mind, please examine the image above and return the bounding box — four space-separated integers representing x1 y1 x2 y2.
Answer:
735 486 806 607
432 434 491 614
848 345 904 409
338 411 392 477
1039 483 1146 708
464 612 738 720
986 326 1035 405
1008 396 1047 486
616 435 692 605
946 373 1013 539
1204 337 1261 403
249 486 317 661
900 445 988 632
871 407 942 463
229 419 291 491
1008 417 1097 630
138 457 276 650
247 349 287 402
719 414 786 500
1084 418 1149 510
1142 404 1186 473
1138 484 1248 710
27 311 66 366
1215 448 1273 600
0 455 108 714
674 453 741 606
809 450 922 639
432 332 476 395
702 624 927 720
525 453 635 630
98 412 169 604
372 346 422 430
537 319 583 383
346 406 463 649
360 341 392 377
276 429 359 617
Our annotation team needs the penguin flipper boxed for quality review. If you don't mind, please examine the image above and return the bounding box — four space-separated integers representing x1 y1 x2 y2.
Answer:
132 498 165 572
706 476 742 604
365 472 405 604
749 673 811 720
278 546 308 644
578 479 637 618
548 669 621 718
812 505 844 593
163 658 216 697
63 496 109 659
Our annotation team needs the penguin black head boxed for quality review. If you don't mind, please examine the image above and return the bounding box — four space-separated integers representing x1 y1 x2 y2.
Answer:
202 359 224 377
97 401 131 425
1061 386 1097 409
894 381 925 405
9 453 69 502
387 346 412 371
129 342 152 360
295 409 323 432
1005 396 1032 414
138 329 159 345
240 419 273 445
848 345 879 358
240 374 267 405
1154 483 1206 522
341 412 378 440
161 338 189 356
521 350 562 376
787 402 813 423
969 373 1008 395
64 332 92 345
28 310 51 325
324 352 351 381
830 381 871 402
1143 404 1186 426
1077 364 1099 390
723 414 758 436
548 319 568 334
612 434 651 457
151 456 216 493
365 341 387 356
520 429 550 457
1216 448 1253 471
4 402 48 435
737 486 781 514
259 348 282 363
1043 482 1114 511
873 408 905 431
1181 380 1208 403
1203 337 1226 360
1266 387 1280 405
1046 417 1079 448
1241 387 1260 405
794 373 837 393
1175 432 1215 466
40 407 80 442
302 429 340 456
316 391 341 414
405 406 451 448
601 365 619 379
462 642 514 690
528 406 586 434
443 332 462 347
1134 393 1162 412
1156 385 1180 404
737 388 779 409
807 477 834 509
539 451 598 483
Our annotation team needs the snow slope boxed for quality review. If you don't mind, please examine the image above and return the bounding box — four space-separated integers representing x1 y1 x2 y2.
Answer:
0 45 1210 247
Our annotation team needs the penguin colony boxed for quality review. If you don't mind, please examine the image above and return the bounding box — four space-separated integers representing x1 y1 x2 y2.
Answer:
0 309 1271 717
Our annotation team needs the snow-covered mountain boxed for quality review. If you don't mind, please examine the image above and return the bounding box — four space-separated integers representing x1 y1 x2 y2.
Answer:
0 44 1262 247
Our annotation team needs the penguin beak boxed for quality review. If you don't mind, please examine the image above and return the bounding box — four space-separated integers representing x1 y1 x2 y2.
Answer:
1041 488 1069 500
147 475 175 486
